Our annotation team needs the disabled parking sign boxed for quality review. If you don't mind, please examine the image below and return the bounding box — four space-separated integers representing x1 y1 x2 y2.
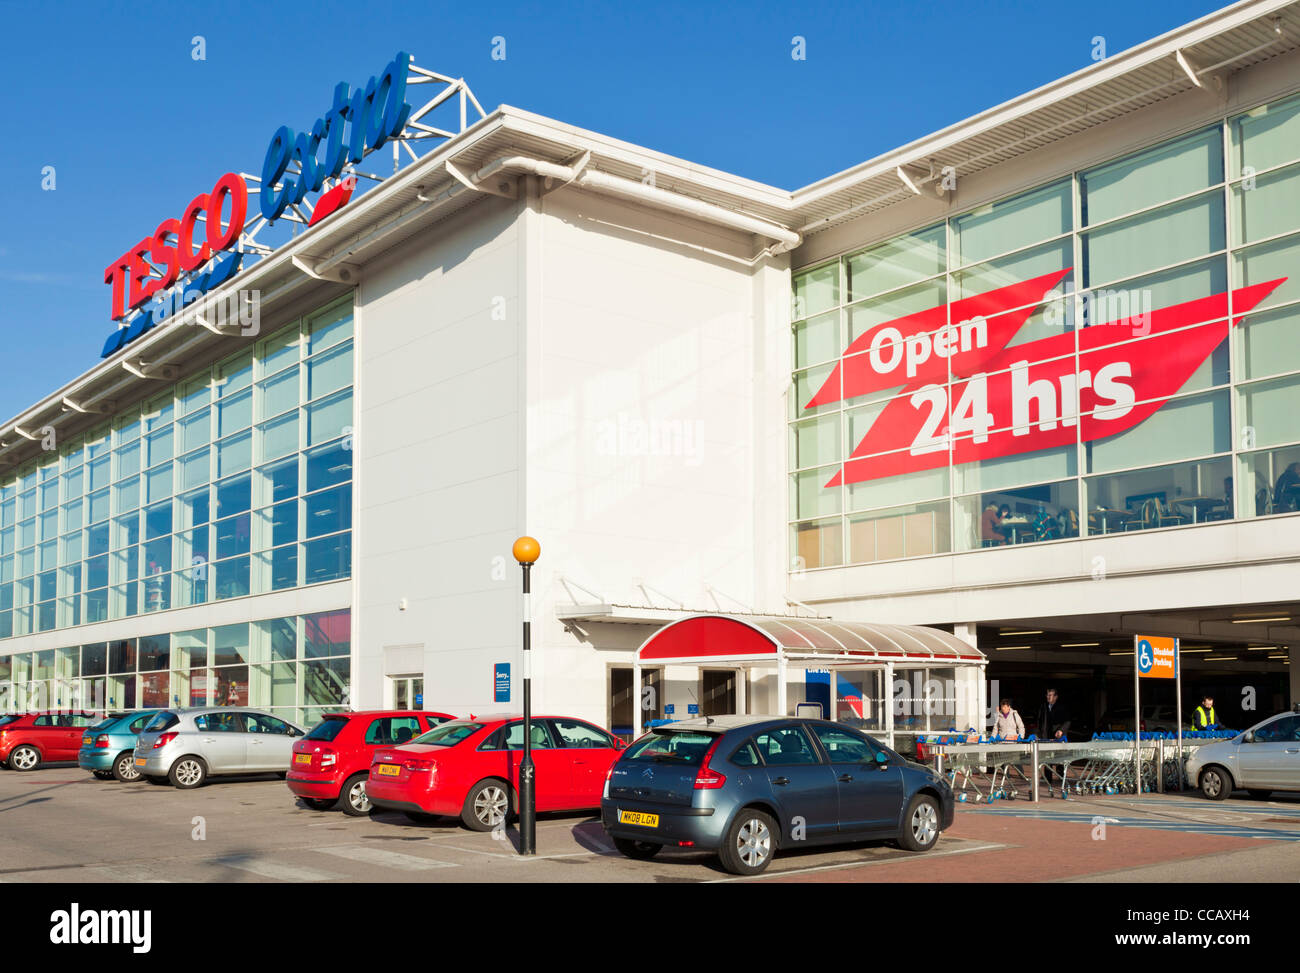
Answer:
1136 635 1177 679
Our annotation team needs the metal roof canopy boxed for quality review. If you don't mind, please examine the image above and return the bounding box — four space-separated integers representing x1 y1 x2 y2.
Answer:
630 614 985 739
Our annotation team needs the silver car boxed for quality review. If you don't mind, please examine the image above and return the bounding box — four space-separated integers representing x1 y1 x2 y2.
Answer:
1188 706 1300 800
134 707 307 788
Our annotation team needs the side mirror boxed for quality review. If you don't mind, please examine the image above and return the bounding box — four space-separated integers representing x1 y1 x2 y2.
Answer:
1241 730 1254 744
875 751 890 766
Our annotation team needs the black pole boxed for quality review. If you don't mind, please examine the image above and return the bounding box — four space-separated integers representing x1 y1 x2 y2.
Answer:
519 560 536 855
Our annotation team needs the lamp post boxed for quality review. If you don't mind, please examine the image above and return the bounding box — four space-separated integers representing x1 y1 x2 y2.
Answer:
512 535 541 856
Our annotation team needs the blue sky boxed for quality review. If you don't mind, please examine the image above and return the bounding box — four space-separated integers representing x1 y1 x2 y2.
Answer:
0 0 1223 419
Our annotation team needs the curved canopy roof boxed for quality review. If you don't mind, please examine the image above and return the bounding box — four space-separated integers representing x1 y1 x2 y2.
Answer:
636 614 985 666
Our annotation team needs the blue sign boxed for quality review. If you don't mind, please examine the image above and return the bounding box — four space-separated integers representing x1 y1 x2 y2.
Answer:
101 251 244 358
664 704 675 715
415 693 423 707
1137 639 1154 674
494 663 510 703
687 704 699 715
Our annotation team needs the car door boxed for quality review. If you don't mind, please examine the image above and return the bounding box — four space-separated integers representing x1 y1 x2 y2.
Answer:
243 712 299 771
63 714 99 758
1239 715 1300 788
752 724 839 842
194 711 247 773
496 720 572 811
808 722 904 834
550 718 622 808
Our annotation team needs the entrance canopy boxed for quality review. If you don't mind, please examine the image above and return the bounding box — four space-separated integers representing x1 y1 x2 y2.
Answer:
631 614 985 739
636 614 984 667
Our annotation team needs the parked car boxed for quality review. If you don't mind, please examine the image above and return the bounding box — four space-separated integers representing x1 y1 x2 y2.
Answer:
1097 705 1179 733
1188 706 1300 801
288 709 454 815
601 715 954 875
78 710 163 782
0 711 104 771
134 707 307 788
365 714 624 830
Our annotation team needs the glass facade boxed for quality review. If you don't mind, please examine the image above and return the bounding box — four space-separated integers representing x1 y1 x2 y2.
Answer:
0 609 350 728
0 300 354 637
790 93 1300 569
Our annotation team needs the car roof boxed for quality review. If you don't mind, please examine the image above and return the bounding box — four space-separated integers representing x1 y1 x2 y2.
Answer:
647 715 794 732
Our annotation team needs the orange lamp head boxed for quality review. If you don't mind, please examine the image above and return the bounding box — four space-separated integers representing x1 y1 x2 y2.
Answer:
512 535 541 564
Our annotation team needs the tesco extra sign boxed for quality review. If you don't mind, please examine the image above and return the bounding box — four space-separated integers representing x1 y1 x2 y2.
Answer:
100 52 412 357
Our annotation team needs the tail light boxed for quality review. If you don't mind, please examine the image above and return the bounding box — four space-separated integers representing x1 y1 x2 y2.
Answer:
693 738 727 790
94 734 110 749
152 732 178 749
603 762 617 799
319 748 337 769
403 759 434 772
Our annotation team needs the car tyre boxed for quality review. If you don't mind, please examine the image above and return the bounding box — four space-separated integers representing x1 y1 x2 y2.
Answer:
898 794 942 852
718 808 777 876
613 837 662 860
1199 765 1232 800
169 756 207 789
461 779 513 831
337 773 372 817
9 746 40 772
1247 789 1272 800
301 797 335 810
112 752 142 783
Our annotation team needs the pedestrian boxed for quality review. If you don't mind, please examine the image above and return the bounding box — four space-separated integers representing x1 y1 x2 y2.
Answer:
1190 693 1216 731
1036 687 1072 786
981 502 1006 547
992 698 1025 740
1274 462 1300 512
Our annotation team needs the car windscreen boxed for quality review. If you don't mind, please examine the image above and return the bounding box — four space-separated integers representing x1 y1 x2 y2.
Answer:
0 715 16 728
623 730 719 766
144 712 180 733
409 721 483 747
89 716 120 732
305 717 349 742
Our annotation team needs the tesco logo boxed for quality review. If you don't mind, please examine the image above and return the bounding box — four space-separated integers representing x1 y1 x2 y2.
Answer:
102 172 247 322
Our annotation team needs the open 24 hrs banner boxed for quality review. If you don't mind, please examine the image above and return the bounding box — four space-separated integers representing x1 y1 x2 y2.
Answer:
804 270 1288 486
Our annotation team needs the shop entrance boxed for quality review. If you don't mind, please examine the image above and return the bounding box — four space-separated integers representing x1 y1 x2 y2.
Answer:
610 666 662 740
390 674 424 710
701 669 737 716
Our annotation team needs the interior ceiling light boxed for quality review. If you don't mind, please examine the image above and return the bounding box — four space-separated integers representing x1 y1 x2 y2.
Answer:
995 645 1032 651
1061 642 1100 647
1230 616 1290 623
1000 630 1042 636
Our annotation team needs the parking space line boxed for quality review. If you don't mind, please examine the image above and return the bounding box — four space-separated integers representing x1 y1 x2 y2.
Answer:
315 844 457 870
224 860 346 882
704 841 1009 883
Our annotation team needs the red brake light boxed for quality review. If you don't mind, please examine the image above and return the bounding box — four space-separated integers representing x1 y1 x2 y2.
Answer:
94 734 110 748
152 732 178 749
319 748 337 769
403 758 434 772
693 738 727 790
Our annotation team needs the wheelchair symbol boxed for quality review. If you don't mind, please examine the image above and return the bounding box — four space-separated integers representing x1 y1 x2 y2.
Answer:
1137 640 1154 673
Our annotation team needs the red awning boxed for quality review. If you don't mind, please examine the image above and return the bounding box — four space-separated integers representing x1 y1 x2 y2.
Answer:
635 614 984 666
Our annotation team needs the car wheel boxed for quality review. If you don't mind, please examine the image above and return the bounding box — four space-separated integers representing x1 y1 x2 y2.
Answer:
301 798 335 810
169 756 207 789
461 779 513 831
1247 789 1272 800
898 794 942 852
718 808 777 876
613 837 662 861
112 752 142 783
92 770 114 780
404 811 438 824
1199 765 1232 801
9 746 40 772
338 774 372 816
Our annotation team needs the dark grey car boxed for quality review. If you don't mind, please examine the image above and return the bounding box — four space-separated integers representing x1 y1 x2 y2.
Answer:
601 715 954 875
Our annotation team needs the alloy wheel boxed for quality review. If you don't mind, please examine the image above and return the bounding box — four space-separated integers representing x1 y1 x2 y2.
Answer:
175 760 203 787
911 801 938 846
347 778 370 813
11 748 38 771
116 755 141 781
474 785 508 827
736 817 771 868
1203 771 1223 798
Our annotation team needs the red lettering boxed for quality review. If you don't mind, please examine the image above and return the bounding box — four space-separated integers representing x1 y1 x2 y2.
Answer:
149 218 181 293
205 172 247 252
103 255 134 321
177 194 211 274
127 238 156 310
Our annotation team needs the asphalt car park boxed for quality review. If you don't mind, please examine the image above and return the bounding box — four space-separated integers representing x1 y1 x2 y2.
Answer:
1 761 1299 882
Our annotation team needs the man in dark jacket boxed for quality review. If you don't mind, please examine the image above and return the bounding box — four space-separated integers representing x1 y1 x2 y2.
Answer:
1037 688 1073 786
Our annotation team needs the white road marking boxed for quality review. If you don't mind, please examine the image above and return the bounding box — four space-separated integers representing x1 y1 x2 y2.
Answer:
315 844 456 870
224 860 345 882
705 841 1009 883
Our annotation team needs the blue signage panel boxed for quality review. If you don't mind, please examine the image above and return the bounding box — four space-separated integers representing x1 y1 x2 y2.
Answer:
494 663 511 703
687 704 699 715
664 704 675 715
415 693 423 707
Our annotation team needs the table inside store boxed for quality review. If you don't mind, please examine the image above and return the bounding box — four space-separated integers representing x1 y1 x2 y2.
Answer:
1175 496 1228 523
1091 508 1133 534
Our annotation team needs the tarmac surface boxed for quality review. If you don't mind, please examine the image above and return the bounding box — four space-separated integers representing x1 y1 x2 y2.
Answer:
1 764 1297 882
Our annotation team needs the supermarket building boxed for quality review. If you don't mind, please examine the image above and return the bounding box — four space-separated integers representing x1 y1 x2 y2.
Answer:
1 0 1298 746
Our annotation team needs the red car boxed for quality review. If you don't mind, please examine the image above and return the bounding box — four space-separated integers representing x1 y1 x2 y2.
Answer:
287 710 454 815
0 712 104 771
366 714 625 830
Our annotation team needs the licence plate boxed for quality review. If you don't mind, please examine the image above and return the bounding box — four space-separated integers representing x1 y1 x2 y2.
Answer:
619 810 659 828
293 753 312 765
82 736 92 747
376 764 401 777
134 758 147 767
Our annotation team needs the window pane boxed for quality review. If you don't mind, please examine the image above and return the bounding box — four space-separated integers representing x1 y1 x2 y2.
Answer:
849 499 952 561
1238 374 1300 449
303 533 350 584
304 610 350 657
216 431 252 478
1086 389 1229 473
307 341 352 401
1084 456 1232 533
846 223 945 300
792 263 838 319
259 412 299 463
1083 192 1225 288
953 180 1070 266
793 310 840 369
304 440 352 493
792 518 841 570
1082 126 1223 225
217 388 253 438
258 368 299 420
1236 303 1300 381
1231 94 1300 178
1230 161 1300 246
306 390 352 447
308 305 353 355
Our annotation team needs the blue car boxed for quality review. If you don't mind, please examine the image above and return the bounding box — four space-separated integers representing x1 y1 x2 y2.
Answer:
78 710 163 782
601 715 954 875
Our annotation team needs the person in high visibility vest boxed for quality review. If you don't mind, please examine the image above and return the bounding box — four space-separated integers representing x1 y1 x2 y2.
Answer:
1191 694 1216 730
